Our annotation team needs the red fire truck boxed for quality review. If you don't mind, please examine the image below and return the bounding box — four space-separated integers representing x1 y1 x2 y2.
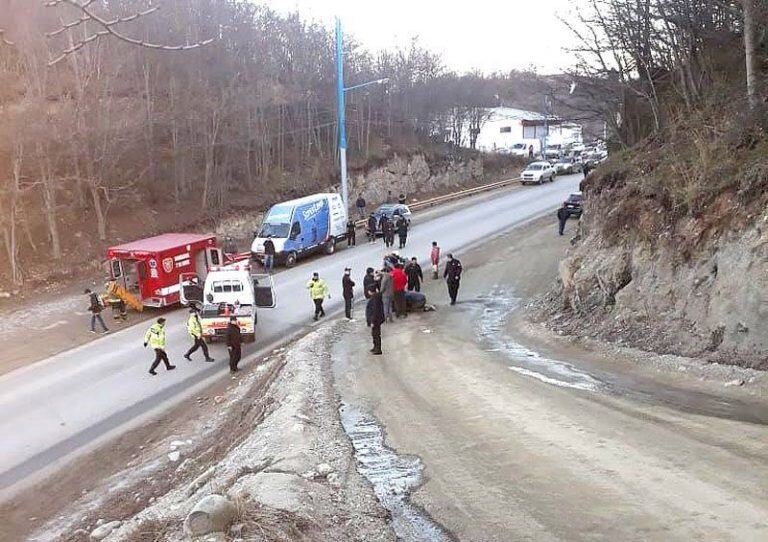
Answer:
107 233 224 308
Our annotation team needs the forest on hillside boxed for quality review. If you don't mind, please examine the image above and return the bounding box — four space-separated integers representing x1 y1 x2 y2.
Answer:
0 0 573 285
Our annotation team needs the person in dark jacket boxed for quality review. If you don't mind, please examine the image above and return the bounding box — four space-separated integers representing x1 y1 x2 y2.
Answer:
263 238 276 272
398 193 407 204
396 216 408 249
367 214 377 243
226 316 242 373
405 258 423 292
355 194 367 219
342 267 355 319
383 217 396 248
557 204 569 236
363 267 377 300
346 220 356 247
366 283 385 355
85 288 109 334
443 253 463 305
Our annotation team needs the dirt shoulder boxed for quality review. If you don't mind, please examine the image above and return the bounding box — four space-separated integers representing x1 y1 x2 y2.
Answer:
333 216 768 541
7 324 392 542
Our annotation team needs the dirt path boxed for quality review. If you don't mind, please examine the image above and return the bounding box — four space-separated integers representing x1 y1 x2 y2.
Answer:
333 217 768 541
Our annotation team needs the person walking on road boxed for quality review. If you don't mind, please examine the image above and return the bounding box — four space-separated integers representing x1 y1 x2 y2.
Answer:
85 288 109 334
396 216 408 249
226 316 242 373
367 213 378 244
144 318 175 375
263 238 276 272
346 219 357 247
379 266 394 323
355 194 367 219
430 241 441 280
342 267 355 320
443 253 463 305
405 257 423 292
391 263 408 318
557 204 569 236
184 307 214 362
307 272 330 321
366 283 385 355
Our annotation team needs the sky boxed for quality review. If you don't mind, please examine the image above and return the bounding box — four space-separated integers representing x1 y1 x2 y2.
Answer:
261 0 579 75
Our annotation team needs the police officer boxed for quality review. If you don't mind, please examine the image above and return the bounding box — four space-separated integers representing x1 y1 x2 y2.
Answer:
443 253 463 305
144 318 175 375
184 307 214 362
366 283 385 355
306 272 330 321
226 315 242 373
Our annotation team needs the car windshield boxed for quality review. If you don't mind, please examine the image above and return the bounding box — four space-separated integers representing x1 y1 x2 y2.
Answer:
259 222 290 238
527 165 544 171
568 194 583 203
259 204 292 238
376 205 396 215
512 144 525 149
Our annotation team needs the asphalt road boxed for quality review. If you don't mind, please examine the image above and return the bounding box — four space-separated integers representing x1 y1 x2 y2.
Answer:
0 174 582 496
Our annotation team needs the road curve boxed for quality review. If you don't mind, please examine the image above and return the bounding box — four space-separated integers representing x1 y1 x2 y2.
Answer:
0 175 582 496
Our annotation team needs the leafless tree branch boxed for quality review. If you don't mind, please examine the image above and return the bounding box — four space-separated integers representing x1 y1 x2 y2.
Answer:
46 0 215 66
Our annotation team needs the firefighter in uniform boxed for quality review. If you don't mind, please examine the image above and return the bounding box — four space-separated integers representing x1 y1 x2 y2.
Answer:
144 318 175 375
184 307 214 362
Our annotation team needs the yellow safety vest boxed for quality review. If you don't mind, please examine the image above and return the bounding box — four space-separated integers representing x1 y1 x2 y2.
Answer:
187 314 202 339
144 323 166 349
306 279 329 300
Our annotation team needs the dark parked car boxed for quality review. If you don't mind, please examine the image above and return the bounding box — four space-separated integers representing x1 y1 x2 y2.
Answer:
564 192 583 217
372 203 412 230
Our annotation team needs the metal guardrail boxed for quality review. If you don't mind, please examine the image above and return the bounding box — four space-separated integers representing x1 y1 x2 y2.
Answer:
354 176 522 228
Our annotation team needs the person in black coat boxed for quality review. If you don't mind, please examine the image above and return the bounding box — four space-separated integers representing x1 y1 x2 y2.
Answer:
263 238 276 272
396 217 408 249
346 220 356 247
443 253 463 305
367 214 378 244
226 316 242 373
342 267 355 319
557 204 569 236
366 283 385 355
363 267 377 300
405 258 423 292
383 217 395 248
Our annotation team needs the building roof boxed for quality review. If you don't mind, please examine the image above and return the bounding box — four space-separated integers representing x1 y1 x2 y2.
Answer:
487 107 549 122
109 233 215 253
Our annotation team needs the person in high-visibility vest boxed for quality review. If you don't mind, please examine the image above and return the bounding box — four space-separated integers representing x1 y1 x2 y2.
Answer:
306 272 330 321
184 307 214 363
144 318 175 375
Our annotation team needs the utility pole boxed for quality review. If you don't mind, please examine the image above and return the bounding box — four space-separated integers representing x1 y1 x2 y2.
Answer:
335 18 388 213
335 17 349 212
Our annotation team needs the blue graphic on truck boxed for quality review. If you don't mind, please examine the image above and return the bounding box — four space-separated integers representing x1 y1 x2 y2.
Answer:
284 198 329 253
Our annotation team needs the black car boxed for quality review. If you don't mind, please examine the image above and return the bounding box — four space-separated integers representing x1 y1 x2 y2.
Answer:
372 204 412 233
564 192 583 217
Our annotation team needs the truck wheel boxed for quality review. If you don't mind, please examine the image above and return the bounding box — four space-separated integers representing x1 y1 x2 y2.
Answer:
285 252 297 268
324 238 336 255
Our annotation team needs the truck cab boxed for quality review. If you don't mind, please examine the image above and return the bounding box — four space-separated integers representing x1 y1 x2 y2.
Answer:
179 265 275 342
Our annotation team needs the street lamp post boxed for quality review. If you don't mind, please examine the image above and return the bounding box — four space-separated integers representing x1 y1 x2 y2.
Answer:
335 17 388 213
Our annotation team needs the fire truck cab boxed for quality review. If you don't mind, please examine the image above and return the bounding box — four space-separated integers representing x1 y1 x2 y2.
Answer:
107 233 222 308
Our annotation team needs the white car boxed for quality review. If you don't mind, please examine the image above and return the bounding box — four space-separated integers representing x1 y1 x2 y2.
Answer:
553 157 583 175
521 162 555 185
509 142 533 157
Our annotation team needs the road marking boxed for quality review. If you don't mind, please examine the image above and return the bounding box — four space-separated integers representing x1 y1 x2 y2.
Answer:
36 320 68 331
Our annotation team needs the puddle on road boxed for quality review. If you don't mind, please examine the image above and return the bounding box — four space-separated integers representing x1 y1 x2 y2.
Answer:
474 289 604 392
339 404 452 542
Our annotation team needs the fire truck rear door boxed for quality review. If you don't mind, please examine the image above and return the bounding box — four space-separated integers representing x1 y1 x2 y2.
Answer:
252 273 276 309
179 272 204 307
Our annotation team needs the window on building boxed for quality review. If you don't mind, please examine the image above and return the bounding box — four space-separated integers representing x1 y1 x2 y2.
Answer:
523 125 536 139
499 126 512 134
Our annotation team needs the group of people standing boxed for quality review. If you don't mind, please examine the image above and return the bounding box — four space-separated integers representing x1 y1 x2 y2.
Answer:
302 240 462 356
365 212 409 248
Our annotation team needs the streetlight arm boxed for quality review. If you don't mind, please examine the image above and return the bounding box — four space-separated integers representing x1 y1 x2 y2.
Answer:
344 78 389 93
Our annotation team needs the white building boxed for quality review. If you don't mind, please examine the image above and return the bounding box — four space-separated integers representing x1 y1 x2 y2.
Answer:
469 107 583 155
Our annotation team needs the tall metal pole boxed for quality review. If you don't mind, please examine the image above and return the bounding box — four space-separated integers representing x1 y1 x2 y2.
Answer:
335 17 349 213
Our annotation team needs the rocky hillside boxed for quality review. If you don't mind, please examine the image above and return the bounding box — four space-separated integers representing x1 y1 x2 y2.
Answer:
537 111 768 370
